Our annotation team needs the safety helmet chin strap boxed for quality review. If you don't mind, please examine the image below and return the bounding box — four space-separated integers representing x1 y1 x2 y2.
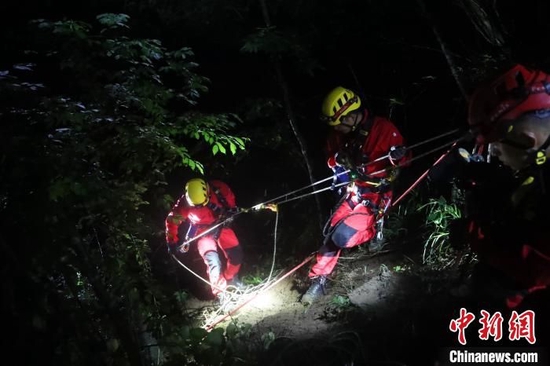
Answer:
526 109 550 166
495 134 550 169
351 112 362 132
529 133 550 166
340 111 362 132
517 133 550 197
343 110 375 163
344 109 368 133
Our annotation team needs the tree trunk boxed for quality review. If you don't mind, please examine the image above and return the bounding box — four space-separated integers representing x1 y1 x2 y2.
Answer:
416 0 468 100
258 0 325 230
458 0 506 48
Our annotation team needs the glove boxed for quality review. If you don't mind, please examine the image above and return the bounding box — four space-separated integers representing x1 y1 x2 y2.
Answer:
389 146 407 162
263 203 278 212
335 150 354 168
332 165 350 183
220 207 241 223
251 203 278 212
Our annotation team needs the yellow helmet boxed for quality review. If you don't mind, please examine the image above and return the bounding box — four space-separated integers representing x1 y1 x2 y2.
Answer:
185 178 209 206
321 86 361 126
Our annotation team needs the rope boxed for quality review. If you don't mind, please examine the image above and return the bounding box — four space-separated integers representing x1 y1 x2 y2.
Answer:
259 169 351 206
175 220 227 252
254 129 463 207
173 169 349 251
368 135 463 177
275 181 350 205
265 209 279 285
387 132 471 207
251 131 466 210
392 140 460 207
171 203 282 322
407 128 461 150
204 253 316 331
259 134 462 208
363 128 462 167
171 253 226 293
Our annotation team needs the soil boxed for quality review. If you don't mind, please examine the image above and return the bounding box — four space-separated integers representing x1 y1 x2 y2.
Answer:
184 239 475 366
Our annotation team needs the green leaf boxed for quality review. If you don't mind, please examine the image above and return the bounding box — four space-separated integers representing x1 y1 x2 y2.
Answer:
190 327 208 343
180 325 190 340
205 328 224 347
1 15 254 364
96 13 130 28
235 137 245 148
225 323 238 338
216 142 226 154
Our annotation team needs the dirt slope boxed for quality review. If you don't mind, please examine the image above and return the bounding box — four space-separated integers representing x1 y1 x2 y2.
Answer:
185 242 468 366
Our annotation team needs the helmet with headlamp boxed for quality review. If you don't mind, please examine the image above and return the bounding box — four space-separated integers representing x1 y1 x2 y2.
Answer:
468 64 550 144
321 86 362 126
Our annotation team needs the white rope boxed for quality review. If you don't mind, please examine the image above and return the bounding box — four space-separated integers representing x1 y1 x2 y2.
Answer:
172 210 284 326
264 209 279 286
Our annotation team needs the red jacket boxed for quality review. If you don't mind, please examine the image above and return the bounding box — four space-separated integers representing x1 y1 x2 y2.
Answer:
467 165 550 307
326 110 408 188
165 180 237 244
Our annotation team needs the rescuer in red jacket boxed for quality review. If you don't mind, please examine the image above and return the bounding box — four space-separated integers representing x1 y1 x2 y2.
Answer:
165 178 244 300
457 64 550 312
302 86 409 305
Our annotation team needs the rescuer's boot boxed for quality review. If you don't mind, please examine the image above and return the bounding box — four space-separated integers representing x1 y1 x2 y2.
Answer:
368 229 387 253
226 275 245 290
301 276 327 305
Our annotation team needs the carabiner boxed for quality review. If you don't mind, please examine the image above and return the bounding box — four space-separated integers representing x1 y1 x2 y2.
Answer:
180 242 190 253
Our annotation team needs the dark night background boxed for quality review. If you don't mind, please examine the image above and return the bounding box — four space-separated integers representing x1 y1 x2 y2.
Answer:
1 0 550 365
